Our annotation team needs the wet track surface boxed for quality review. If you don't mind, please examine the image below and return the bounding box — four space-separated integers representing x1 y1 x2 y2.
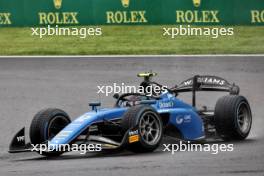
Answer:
0 57 264 176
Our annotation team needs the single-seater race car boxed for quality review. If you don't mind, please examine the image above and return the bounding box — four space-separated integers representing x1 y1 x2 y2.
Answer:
9 72 252 156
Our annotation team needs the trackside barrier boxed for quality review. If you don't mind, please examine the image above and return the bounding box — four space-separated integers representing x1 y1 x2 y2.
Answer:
1 0 264 26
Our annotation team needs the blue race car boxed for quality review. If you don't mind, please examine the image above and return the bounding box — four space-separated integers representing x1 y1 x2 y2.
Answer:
9 72 252 156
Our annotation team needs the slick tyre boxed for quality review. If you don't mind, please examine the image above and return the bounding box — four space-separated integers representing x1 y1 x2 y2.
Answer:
30 108 71 156
214 95 252 141
122 105 163 153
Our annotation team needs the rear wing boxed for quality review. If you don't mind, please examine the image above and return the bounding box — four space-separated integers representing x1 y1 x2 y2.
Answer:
173 75 240 107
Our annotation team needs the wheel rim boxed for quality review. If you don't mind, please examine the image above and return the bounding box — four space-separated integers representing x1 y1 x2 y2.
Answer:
48 116 69 139
139 111 161 145
237 102 251 134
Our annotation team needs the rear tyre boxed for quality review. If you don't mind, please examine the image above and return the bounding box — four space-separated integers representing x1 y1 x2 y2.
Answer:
121 105 163 153
214 95 252 140
30 108 71 156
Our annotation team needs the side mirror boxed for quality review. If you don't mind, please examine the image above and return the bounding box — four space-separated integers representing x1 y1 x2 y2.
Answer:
230 84 240 95
113 93 119 99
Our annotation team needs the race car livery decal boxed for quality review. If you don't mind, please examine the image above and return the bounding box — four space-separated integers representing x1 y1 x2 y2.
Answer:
176 115 192 124
158 101 174 108
129 135 139 143
179 75 229 88
128 129 139 143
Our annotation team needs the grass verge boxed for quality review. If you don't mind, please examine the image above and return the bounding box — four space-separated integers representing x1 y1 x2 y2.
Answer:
0 26 263 55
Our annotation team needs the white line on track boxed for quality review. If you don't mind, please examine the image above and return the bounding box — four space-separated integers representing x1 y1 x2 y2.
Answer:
0 54 264 58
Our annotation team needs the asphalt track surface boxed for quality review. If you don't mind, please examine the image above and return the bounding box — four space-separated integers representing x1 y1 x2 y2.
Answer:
0 57 264 176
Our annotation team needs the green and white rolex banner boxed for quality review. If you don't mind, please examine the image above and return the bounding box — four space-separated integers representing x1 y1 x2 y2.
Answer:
0 0 264 26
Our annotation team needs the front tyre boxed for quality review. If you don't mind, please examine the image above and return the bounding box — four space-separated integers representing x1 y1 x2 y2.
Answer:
122 105 163 153
30 108 71 156
214 95 252 140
